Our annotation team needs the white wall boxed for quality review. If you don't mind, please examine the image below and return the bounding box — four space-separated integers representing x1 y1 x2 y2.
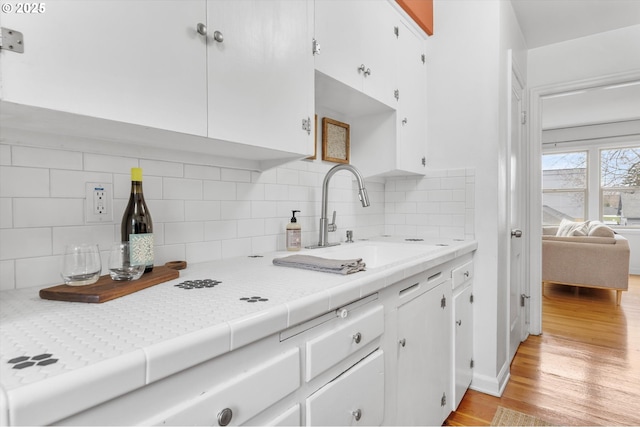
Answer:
425 0 526 396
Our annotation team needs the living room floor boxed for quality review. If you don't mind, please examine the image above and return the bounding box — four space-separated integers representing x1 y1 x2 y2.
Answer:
446 274 640 426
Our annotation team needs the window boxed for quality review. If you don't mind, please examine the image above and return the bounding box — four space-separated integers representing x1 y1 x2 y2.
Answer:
600 147 640 226
542 146 640 227
542 151 587 224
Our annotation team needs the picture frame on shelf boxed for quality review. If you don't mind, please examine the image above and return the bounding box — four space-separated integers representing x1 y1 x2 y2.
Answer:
322 117 350 164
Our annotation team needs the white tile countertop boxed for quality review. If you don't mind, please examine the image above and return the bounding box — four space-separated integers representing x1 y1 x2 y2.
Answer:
0 236 477 426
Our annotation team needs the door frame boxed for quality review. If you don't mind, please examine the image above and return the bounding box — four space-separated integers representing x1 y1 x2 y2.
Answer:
527 69 640 335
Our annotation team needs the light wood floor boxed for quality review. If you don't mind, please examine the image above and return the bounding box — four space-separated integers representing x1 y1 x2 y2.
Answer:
445 275 640 426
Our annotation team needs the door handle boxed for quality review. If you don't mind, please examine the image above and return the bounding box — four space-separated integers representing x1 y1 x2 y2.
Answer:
511 229 523 238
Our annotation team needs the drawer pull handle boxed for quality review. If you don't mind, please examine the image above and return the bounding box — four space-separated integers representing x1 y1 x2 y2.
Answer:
399 338 406 347
352 409 362 421
464 271 470 278
456 319 462 326
353 332 362 344
217 408 232 426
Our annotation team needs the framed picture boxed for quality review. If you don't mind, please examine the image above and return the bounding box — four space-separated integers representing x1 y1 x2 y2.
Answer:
322 117 350 164
307 114 318 160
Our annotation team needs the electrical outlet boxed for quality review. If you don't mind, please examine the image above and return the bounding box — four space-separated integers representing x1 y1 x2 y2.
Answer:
85 183 113 223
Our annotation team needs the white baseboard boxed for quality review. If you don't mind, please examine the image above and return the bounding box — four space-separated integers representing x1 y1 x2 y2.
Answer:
469 363 510 397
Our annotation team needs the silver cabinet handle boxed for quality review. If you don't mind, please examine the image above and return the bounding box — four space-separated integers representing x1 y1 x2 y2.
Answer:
456 319 462 326
352 409 362 421
464 271 470 278
217 408 232 426
353 332 362 344
213 30 224 43
399 338 406 347
358 64 366 73
196 23 207 36
364 68 371 76
402 118 408 125
511 229 523 238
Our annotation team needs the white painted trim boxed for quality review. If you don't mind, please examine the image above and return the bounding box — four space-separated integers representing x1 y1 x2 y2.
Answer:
470 363 511 397
528 70 640 335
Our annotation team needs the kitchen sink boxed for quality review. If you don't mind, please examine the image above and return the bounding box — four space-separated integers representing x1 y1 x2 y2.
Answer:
307 241 439 269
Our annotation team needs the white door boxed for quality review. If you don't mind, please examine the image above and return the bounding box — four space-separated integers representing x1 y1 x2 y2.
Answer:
508 56 527 363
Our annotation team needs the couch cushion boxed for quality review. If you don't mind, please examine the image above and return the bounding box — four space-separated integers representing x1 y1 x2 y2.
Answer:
556 219 589 236
542 235 617 245
587 221 615 238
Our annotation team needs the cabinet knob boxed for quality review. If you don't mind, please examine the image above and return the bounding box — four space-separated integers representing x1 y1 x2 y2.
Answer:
402 118 408 125
464 271 470 278
456 319 462 326
353 332 362 344
352 409 362 421
364 68 371 76
213 30 224 43
399 338 406 347
217 408 232 426
196 23 207 36
358 64 366 73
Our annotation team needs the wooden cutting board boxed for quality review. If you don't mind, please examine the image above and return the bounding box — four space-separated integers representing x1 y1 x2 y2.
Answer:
39 265 180 303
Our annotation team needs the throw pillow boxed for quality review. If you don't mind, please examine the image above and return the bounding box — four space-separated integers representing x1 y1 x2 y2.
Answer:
556 219 589 237
587 221 615 238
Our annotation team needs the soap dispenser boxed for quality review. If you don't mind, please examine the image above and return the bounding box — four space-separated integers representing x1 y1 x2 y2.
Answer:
286 210 301 251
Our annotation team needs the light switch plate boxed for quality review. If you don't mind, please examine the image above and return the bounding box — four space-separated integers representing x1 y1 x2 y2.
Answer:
85 182 113 223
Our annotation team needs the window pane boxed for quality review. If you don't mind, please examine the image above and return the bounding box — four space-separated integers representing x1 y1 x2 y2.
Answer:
602 189 640 226
542 191 586 225
600 147 640 187
542 152 587 190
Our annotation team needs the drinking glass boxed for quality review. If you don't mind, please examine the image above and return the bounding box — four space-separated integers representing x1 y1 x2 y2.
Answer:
108 242 145 281
60 244 102 286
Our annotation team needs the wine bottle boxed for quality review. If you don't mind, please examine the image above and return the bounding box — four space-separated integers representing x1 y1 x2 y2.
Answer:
121 167 154 273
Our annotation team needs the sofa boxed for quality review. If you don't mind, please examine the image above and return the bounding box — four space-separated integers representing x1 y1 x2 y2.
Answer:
542 220 630 305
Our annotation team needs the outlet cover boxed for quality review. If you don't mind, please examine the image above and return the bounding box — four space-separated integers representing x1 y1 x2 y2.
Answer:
85 182 113 223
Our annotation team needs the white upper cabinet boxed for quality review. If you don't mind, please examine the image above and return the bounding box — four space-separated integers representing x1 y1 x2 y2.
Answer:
0 0 314 170
314 0 397 108
207 0 314 155
0 1 208 135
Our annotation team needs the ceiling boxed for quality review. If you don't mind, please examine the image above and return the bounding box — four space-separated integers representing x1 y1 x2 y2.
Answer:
510 0 640 48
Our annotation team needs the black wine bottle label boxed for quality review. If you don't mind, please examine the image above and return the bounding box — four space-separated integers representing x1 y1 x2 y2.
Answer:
129 233 154 268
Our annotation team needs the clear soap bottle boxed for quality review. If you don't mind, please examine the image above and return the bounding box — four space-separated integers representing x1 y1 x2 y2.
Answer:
286 210 301 251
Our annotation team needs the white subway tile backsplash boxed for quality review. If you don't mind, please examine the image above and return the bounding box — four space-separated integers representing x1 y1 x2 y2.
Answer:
0 260 15 290
205 220 237 241
221 168 251 183
204 180 236 201
13 146 83 170
0 138 474 289
0 145 11 166
221 201 251 220
185 201 220 222
0 198 12 228
0 167 50 197
52 225 116 255
51 170 113 198
14 199 84 227
15 256 61 288
84 153 138 174
164 222 204 244
185 164 221 181
163 177 203 200
141 159 183 177
0 228 52 260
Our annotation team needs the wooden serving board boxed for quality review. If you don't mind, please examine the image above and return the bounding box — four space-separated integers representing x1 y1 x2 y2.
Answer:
39 266 180 303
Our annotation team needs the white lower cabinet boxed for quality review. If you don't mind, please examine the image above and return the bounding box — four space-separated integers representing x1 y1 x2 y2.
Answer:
306 350 384 426
396 278 452 426
452 259 475 410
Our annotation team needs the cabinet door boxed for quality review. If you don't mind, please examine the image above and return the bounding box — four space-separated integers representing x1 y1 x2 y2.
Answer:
306 350 384 426
0 1 208 136
454 285 474 409
396 20 427 174
396 281 452 426
207 0 313 155
314 0 396 108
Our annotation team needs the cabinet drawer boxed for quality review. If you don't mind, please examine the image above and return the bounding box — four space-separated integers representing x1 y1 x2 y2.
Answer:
306 305 384 381
151 348 300 426
452 261 474 289
306 350 384 426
